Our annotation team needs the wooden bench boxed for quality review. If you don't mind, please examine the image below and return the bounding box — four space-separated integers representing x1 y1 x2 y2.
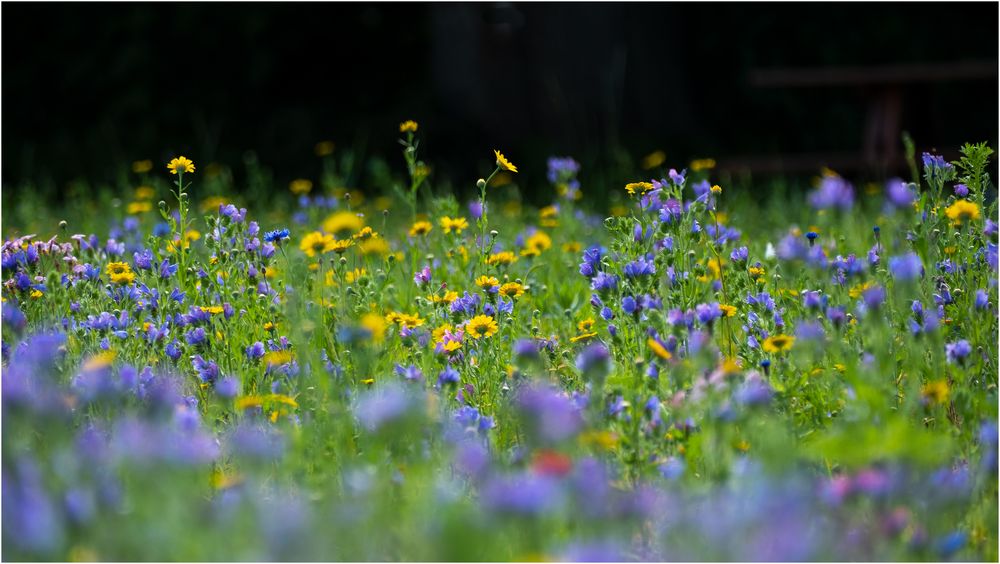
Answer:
719 61 997 175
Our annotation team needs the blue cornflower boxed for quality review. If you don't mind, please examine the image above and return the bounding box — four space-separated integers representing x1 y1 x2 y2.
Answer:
263 229 290 244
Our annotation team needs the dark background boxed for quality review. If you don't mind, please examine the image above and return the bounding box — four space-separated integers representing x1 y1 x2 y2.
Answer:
3 2 998 202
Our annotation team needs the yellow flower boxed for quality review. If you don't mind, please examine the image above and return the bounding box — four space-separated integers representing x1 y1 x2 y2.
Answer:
848 281 875 299
409 221 433 237
264 350 294 367
289 179 313 195
647 338 672 360
494 150 518 173
358 238 390 256
83 350 117 372
235 396 264 410
579 430 619 451
429 291 459 305
345 268 367 283
199 197 228 213
487 251 517 266
625 182 655 196
710 184 722 195
200 305 224 315
577 318 595 333
748 266 766 280
525 231 552 254
134 185 155 200
944 199 980 225
439 216 469 234
432 324 454 342
322 211 365 237
361 313 386 342
762 334 796 354
466 315 499 339
126 201 152 215
361 378 375 386
476 275 500 290
706 258 725 279
329 239 354 254
386 311 425 328
132 159 153 173
921 380 950 405
690 158 716 172
314 140 336 156
353 226 379 241
166 156 196 175
399 120 419 133
719 304 737 317
499 282 525 299
106 262 136 285
300 231 335 257
562 241 582 253
641 150 666 170
490 172 514 187
570 332 597 343
440 340 462 353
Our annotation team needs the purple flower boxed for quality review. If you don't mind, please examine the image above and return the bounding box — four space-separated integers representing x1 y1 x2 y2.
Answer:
954 183 969 197
888 252 923 281
354 383 415 431
975 289 990 309
730 246 749 263
517 385 583 444
591 271 618 293
413 265 432 287
215 376 240 398
861 285 885 310
885 178 916 209
808 175 854 210
394 364 424 382
621 295 638 315
437 366 460 388
623 256 656 278
945 340 972 364
576 342 611 381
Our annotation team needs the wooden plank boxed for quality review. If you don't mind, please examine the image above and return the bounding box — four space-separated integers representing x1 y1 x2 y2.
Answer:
749 61 997 88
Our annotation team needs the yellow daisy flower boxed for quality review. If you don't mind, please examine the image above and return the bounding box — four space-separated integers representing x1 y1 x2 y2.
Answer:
300 231 335 257
106 262 136 285
289 179 313 195
762 334 795 354
499 282 524 299
440 216 469 234
494 150 518 173
487 251 517 266
166 156 195 175
625 182 655 196
466 315 499 339
409 221 433 237
944 200 980 225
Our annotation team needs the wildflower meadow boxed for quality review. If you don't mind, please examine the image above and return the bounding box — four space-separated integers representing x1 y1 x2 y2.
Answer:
2 124 997 561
